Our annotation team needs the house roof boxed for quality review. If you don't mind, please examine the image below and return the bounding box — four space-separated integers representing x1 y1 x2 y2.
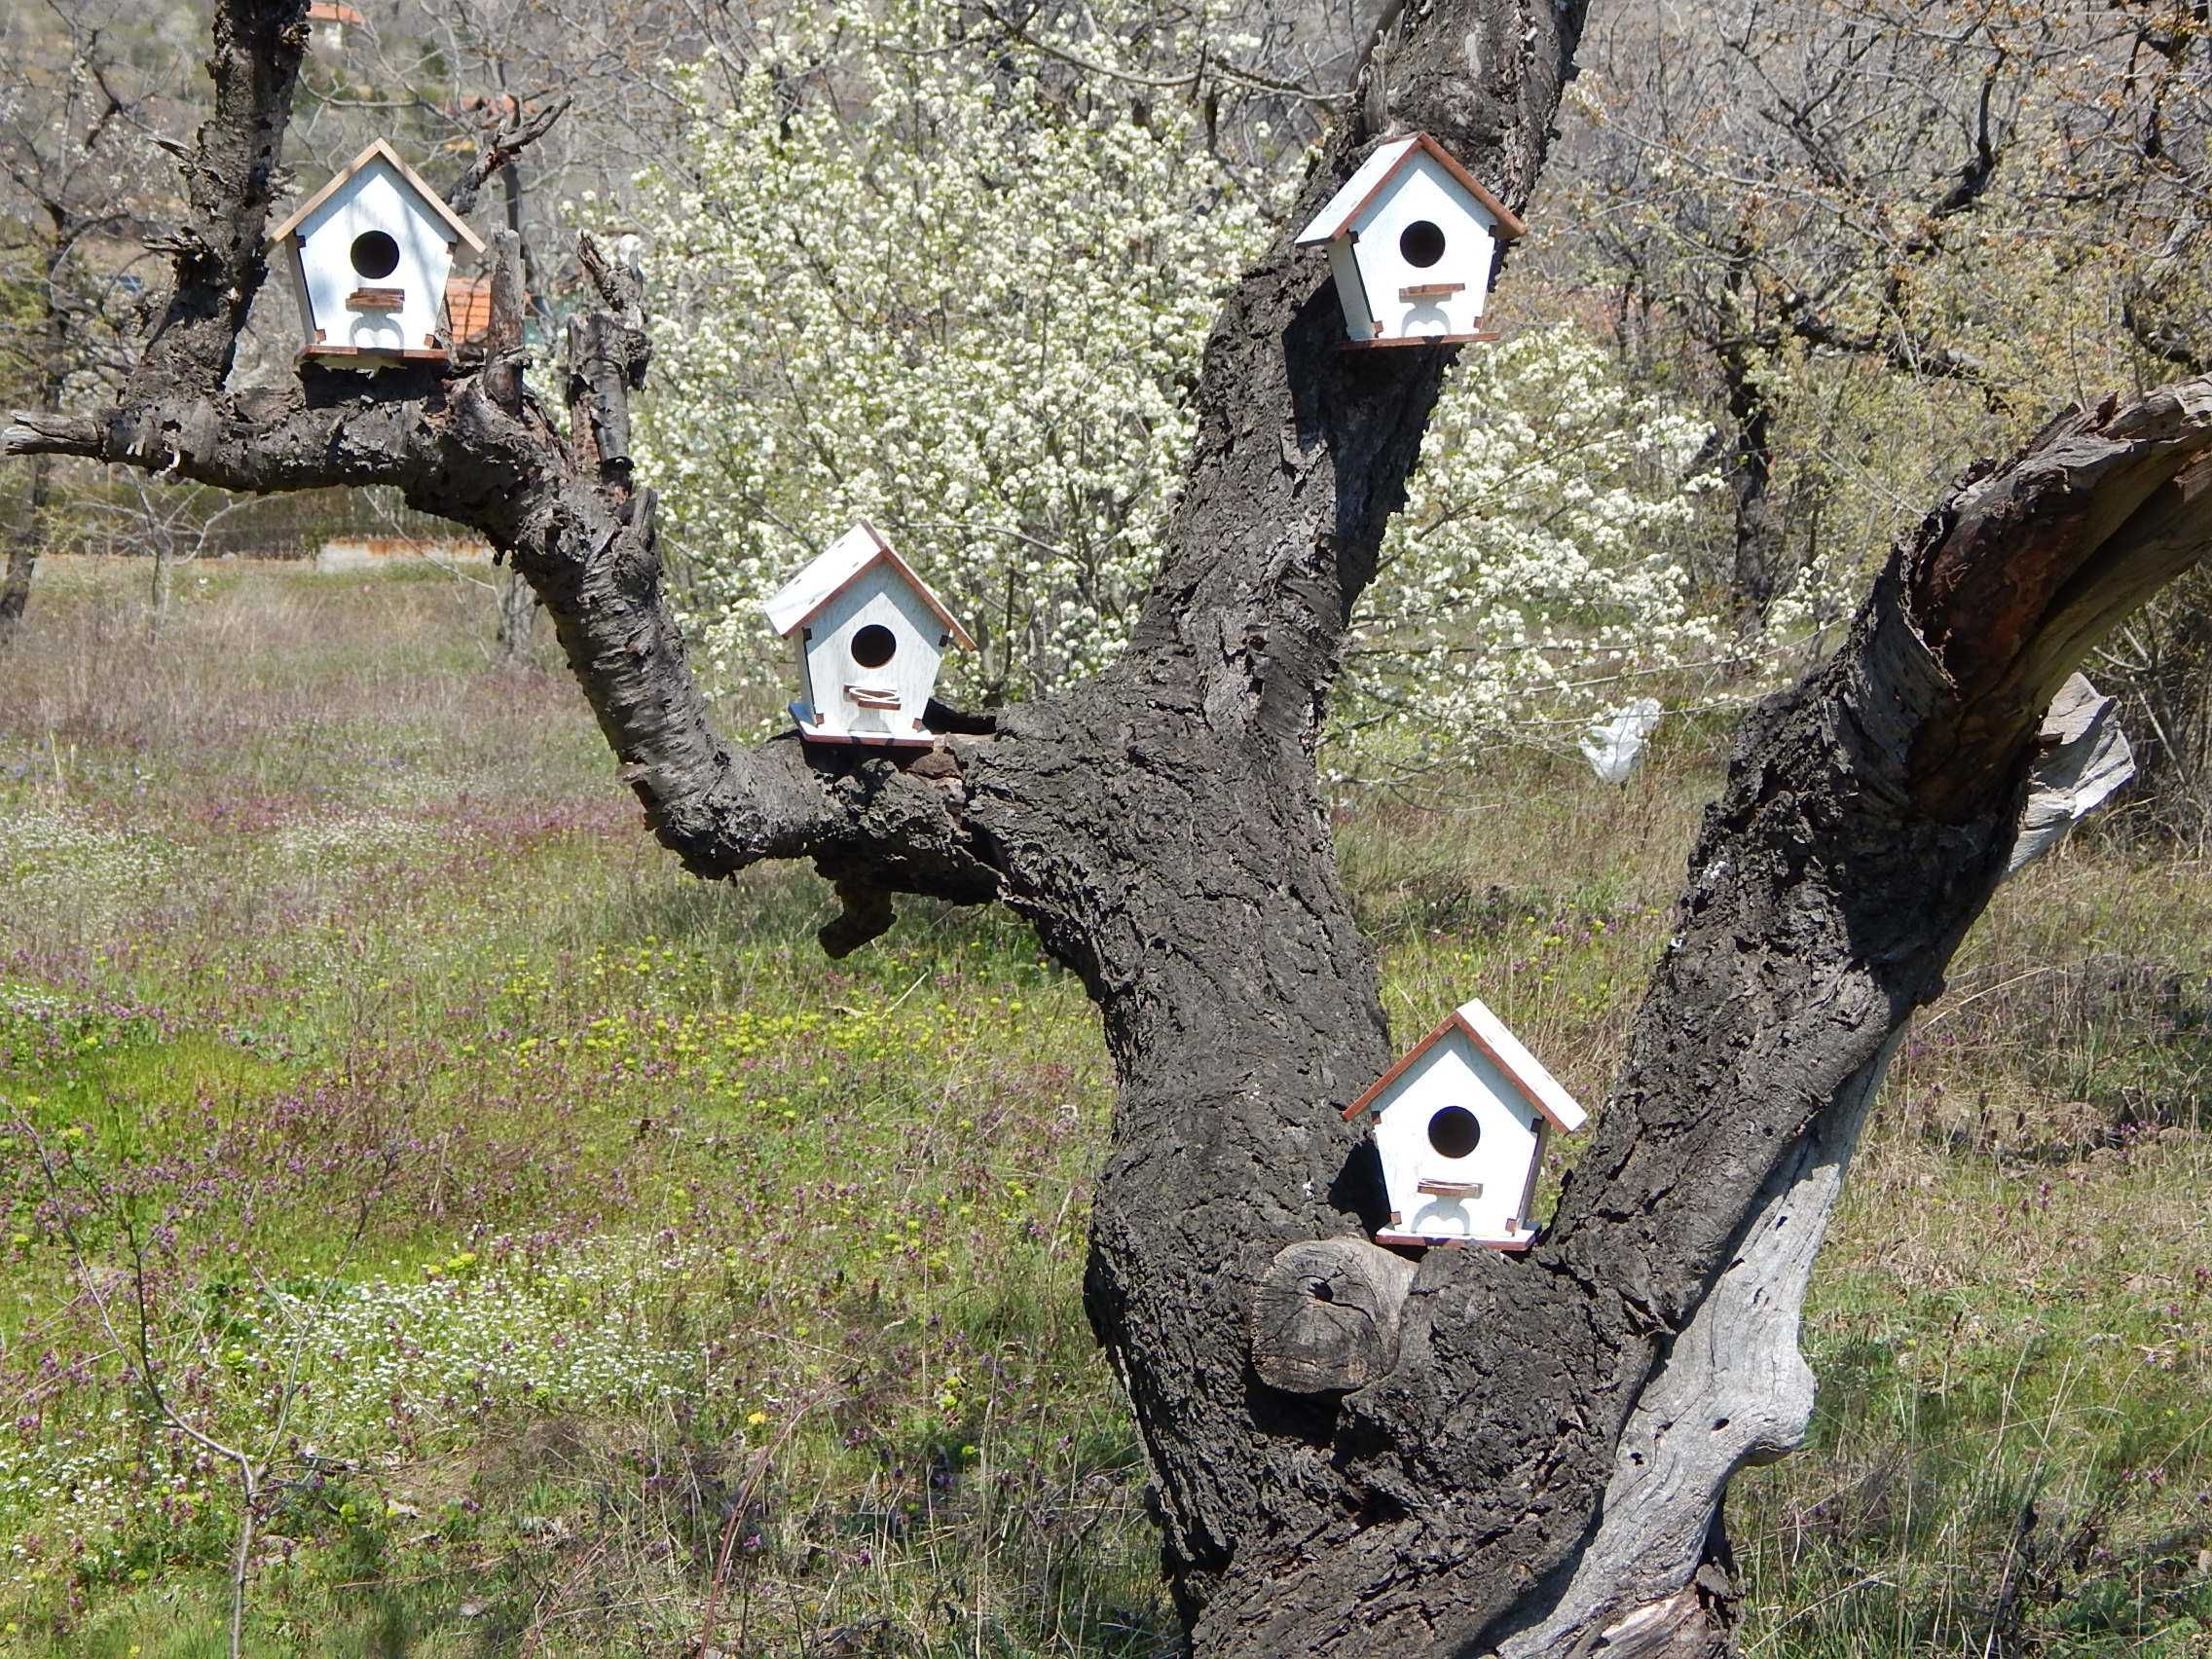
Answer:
1294 132 1528 247
442 275 494 344
307 2 365 22
1343 995 1587 1132
762 522 977 649
266 138 487 255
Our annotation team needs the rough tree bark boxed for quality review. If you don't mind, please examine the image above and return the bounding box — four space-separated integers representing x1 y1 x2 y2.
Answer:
0 452 48 647
8 0 2212 1653
0 267 69 650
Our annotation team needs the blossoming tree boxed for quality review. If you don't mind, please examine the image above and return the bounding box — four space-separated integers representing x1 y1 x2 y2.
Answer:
640 10 1724 765
8 0 2212 1652
638 4 1273 706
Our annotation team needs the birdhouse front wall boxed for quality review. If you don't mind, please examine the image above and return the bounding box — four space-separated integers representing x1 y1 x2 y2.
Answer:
797 575 949 743
1346 154 1498 344
288 160 459 354
1369 1030 1543 1244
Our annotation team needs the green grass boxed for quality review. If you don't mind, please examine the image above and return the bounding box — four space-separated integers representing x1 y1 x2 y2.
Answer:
3 557 2210 1653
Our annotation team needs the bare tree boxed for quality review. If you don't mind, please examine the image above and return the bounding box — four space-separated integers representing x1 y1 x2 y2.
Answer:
82 472 255 642
7 0 2212 1652
1562 0 2203 622
0 0 170 645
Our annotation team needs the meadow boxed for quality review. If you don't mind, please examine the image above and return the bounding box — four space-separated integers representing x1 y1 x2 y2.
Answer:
2 557 2209 1656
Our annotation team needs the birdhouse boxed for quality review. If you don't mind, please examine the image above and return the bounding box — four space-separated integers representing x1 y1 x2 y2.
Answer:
762 523 976 747
1294 133 1526 348
1344 996 1587 1250
267 139 486 369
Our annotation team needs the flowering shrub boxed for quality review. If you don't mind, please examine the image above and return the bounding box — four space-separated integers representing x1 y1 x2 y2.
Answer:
635 0 1280 707
1330 325 1721 786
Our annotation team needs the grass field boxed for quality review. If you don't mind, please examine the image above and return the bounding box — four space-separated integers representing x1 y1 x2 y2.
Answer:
3 557 2210 1656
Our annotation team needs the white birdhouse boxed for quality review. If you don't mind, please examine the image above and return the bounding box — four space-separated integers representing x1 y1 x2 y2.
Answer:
1344 996 1587 1250
762 523 976 747
266 139 487 369
1294 132 1526 349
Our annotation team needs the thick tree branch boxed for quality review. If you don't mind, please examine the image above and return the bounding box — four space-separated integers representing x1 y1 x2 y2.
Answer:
1497 679 2135 1657
1126 0 1589 747
130 0 307 400
4 0 994 914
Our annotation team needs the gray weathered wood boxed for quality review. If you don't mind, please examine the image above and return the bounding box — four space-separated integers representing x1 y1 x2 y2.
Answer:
2009 674 2134 874
1252 1237 1418 1393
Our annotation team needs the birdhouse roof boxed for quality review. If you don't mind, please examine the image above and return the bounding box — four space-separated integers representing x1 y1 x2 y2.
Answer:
266 138 487 255
1294 132 1528 247
1343 995 1587 1132
762 522 977 649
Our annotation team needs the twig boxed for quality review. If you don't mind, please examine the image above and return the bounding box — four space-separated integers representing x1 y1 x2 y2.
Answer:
697 1382 844 1652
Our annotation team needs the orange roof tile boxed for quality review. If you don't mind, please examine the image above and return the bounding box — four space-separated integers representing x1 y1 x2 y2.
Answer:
442 276 495 345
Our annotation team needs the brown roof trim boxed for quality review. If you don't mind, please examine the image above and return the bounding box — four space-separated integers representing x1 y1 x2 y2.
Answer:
1342 1008 1462 1122
266 138 488 255
1336 132 1528 244
1341 1007 1576 1131
1410 133 1528 240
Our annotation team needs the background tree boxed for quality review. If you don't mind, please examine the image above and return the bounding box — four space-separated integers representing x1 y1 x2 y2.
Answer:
637 0 1279 709
0 0 175 646
1558 0 2192 621
8 0 2212 1653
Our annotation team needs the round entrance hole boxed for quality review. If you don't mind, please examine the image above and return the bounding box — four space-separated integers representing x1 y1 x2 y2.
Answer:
1426 1105 1481 1159
850 624 898 669
1399 219 1447 270
350 231 401 280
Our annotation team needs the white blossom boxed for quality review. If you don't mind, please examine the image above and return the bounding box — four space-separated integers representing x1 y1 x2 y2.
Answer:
633 0 1279 709
1329 325 1722 786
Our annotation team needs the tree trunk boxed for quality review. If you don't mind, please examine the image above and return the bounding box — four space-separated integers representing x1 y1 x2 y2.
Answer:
148 538 172 645
1 276 70 651
0 451 43 648
495 565 536 661
8 1 2212 1651
1720 342 1788 623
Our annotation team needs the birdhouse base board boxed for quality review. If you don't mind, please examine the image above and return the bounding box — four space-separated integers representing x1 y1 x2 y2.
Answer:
299 344 452 370
1340 330 1500 351
788 703 936 748
1376 1229 1534 1252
